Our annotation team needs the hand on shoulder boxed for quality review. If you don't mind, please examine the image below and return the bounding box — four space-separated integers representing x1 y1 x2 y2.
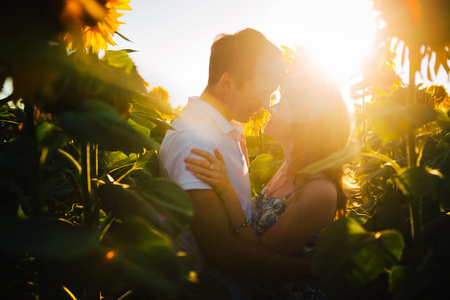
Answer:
184 148 234 200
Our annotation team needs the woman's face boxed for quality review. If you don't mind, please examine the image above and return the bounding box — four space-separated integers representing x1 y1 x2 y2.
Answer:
263 96 296 141
263 75 340 143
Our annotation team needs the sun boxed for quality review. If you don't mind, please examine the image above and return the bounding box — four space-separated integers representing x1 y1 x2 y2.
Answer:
270 0 378 85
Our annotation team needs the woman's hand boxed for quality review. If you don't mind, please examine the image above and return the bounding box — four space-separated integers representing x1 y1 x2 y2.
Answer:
184 148 233 198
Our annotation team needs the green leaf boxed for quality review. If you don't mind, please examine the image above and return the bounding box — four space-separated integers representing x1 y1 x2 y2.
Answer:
101 217 191 297
40 125 70 166
101 151 132 170
351 68 402 92
98 178 192 237
297 142 364 175
312 217 404 297
74 50 146 94
134 150 155 169
389 235 450 300
115 151 156 182
98 182 161 224
132 92 175 116
129 102 164 119
250 154 283 194
389 265 417 300
57 100 151 153
129 112 157 131
102 50 137 75
367 101 437 141
396 166 442 198
109 217 172 256
434 107 450 130
134 178 193 237
0 218 99 261
127 118 150 138
129 112 173 132
36 122 54 144
361 148 402 174
372 192 410 230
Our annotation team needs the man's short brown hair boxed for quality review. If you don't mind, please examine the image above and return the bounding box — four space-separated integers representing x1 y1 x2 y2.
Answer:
208 28 284 87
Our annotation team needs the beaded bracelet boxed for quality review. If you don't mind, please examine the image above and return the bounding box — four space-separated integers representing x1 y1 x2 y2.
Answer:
230 219 250 233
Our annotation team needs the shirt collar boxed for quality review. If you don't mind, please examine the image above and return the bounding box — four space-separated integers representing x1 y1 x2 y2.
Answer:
187 97 244 139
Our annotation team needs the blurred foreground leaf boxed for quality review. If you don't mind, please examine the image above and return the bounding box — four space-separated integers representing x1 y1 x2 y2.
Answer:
297 142 364 175
58 100 154 153
99 178 192 237
0 217 99 260
135 178 193 237
102 217 192 297
312 217 404 297
389 234 450 300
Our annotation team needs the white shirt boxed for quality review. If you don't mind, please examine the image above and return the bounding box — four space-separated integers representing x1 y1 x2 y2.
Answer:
159 97 252 219
159 97 252 299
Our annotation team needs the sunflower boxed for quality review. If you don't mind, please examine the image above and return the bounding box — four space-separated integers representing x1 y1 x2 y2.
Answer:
373 0 450 80
62 0 131 53
243 108 271 136
151 86 170 105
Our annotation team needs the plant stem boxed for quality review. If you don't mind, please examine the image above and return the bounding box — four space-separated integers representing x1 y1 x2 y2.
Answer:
80 142 100 300
406 45 419 166
407 45 423 265
99 213 115 242
24 102 44 218
362 93 367 141
92 144 99 228
409 195 423 263
259 127 265 154
81 142 92 226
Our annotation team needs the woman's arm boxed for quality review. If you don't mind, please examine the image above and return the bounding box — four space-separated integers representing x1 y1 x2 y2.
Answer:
184 148 259 242
258 179 338 255
185 149 337 255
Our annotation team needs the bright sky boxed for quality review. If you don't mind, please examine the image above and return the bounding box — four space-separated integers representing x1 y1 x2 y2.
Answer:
111 0 381 108
1 0 448 107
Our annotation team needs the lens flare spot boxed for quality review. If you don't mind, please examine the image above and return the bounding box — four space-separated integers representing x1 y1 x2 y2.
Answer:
106 251 115 259
188 271 198 282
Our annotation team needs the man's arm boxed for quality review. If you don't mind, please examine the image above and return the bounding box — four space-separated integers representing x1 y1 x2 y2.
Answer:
188 189 314 283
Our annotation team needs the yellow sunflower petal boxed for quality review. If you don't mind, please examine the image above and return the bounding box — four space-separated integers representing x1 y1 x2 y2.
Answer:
64 0 130 53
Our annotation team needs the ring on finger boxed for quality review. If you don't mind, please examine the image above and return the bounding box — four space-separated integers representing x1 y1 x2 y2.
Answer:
209 164 214 171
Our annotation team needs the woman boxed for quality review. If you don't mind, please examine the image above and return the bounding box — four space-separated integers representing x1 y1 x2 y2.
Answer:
184 74 352 299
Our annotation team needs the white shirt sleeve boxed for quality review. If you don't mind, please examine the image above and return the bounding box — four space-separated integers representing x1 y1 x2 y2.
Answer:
160 129 216 191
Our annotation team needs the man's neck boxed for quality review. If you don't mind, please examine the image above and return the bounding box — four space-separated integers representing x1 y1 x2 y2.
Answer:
198 88 232 121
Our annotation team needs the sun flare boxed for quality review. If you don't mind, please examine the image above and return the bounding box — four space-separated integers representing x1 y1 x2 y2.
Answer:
270 0 378 85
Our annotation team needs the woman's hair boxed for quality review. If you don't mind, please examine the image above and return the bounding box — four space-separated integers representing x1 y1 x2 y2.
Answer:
281 75 353 219
207 28 284 87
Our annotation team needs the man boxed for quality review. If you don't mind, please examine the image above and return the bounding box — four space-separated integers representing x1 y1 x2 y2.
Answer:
159 28 312 299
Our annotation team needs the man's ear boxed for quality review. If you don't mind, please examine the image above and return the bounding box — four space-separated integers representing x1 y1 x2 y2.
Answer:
218 72 235 93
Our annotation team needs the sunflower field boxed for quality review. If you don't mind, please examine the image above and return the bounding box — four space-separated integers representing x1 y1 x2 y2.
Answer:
1 0 450 299
247 1 450 299
0 0 199 299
